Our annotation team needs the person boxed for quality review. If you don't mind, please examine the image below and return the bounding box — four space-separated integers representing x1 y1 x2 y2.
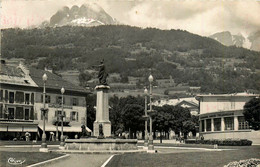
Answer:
201 135 204 141
92 59 108 85
25 131 31 142
50 132 54 141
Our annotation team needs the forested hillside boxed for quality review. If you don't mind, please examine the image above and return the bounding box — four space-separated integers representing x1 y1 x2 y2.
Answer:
1 25 260 93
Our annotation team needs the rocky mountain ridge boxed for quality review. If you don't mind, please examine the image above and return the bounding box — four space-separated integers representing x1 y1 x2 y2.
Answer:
209 31 260 51
41 3 118 27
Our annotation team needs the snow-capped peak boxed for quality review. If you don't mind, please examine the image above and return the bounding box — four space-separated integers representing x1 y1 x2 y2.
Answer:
71 17 105 25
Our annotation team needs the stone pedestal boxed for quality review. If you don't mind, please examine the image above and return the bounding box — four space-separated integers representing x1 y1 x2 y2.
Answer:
93 85 111 137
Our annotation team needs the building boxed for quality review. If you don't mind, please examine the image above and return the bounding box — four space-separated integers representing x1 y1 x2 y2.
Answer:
29 67 91 140
153 97 199 115
0 61 39 140
156 76 175 88
196 93 260 144
0 60 91 140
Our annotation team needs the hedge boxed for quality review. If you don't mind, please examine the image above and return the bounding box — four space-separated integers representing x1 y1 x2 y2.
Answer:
224 158 260 167
185 139 252 146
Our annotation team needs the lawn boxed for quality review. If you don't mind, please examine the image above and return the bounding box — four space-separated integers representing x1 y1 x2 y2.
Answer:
106 146 260 167
0 151 64 167
0 140 60 146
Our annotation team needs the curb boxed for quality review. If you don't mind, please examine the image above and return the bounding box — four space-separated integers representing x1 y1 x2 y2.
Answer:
2 145 60 148
27 154 70 167
51 149 147 154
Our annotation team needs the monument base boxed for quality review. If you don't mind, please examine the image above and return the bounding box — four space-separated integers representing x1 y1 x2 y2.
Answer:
93 121 111 137
65 138 138 150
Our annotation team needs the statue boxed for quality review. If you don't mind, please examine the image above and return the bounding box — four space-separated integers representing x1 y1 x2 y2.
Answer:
98 124 104 139
92 59 108 85
81 125 87 138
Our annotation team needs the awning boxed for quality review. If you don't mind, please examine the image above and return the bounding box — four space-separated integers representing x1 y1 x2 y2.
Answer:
38 124 92 133
59 126 92 133
23 126 38 132
38 124 57 132
0 125 38 132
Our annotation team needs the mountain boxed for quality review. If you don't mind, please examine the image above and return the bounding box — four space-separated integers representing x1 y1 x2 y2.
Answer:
248 31 260 51
209 31 246 47
209 31 260 51
1 25 260 94
44 3 118 27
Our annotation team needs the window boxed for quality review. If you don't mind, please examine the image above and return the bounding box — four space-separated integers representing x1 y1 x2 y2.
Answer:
5 90 8 102
41 94 51 103
70 111 78 121
25 93 30 104
238 116 249 130
214 118 221 131
0 90 3 102
31 93 34 104
16 91 24 103
224 117 234 130
16 107 24 119
41 109 48 120
25 108 30 120
0 104 3 118
55 110 66 120
8 108 15 119
56 96 65 105
9 92 15 103
72 98 78 106
206 119 211 131
201 120 205 132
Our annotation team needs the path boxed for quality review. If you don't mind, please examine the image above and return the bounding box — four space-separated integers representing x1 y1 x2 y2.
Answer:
44 154 112 167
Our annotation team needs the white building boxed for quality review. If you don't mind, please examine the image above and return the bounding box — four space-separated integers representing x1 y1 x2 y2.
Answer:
153 97 199 115
196 93 260 144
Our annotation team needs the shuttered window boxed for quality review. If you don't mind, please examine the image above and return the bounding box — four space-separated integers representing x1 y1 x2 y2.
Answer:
31 93 34 104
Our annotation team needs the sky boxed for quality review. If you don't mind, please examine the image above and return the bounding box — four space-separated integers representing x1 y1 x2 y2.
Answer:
1 0 260 37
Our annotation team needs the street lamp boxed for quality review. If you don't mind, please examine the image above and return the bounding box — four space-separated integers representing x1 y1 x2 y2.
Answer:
40 73 48 152
144 88 148 147
148 74 154 150
56 108 59 141
60 87 65 148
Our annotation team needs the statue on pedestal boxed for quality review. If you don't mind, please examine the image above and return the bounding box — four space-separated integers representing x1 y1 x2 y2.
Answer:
98 124 104 139
92 59 108 85
81 125 87 138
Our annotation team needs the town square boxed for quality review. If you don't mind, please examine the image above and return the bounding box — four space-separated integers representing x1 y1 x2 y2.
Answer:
0 0 260 167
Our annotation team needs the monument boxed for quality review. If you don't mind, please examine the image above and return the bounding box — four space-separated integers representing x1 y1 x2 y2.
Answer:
92 59 111 137
64 60 138 151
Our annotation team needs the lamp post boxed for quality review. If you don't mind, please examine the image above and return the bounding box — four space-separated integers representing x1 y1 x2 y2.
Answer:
56 110 59 141
60 87 65 148
148 74 154 150
40 73 48 152
144 88 148 147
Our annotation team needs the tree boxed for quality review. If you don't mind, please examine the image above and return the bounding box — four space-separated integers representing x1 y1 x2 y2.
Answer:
243 97 260 130
109 95 123 135
122 104 144 139
79 71 92 87
86 94 96 131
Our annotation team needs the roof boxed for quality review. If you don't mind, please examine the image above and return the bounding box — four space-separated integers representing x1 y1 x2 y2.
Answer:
196 92 259 98
0 64 24 77
153 97 199 107
29 67 89 94
0 63 38 87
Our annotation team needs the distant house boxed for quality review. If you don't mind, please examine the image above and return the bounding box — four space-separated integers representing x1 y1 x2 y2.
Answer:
128 76 145 86
156 76 175 88
153 97 199 115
